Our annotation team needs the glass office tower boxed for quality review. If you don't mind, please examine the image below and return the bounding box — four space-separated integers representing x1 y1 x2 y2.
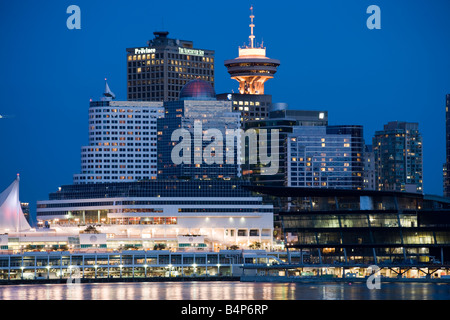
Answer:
157 80 241 179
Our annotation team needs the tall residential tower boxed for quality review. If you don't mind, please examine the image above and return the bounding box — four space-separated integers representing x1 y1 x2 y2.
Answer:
373 121 423 193
73 81 164 184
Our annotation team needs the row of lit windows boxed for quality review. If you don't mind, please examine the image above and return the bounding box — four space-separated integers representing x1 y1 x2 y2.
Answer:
90 108 162 113
233 101 261 106
81 166 154 171
90 115 156 120
76 175 157 180
128 74 213 82
128 53 213 63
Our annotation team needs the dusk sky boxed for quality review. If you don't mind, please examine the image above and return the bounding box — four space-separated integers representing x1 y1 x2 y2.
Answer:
1 0 449 223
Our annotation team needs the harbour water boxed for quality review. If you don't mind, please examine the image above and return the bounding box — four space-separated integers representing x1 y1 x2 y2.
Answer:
0 281 449 300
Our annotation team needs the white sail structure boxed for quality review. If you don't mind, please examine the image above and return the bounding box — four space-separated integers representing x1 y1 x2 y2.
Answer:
0 175 31 233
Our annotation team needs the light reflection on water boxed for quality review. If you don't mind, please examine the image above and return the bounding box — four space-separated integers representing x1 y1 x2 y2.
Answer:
0 282 449 300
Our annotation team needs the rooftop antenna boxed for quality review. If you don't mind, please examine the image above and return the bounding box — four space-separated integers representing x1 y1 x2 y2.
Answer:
249 5 255 48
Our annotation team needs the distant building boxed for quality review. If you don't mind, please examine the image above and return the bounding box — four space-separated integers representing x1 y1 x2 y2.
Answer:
157 80 241 180
244 103 329 186
216 93 272 125
444 94 450 197
73 81 164 184
20 202 30 224
373 121 423 193
287 125 365 190
126 31 215 102
364 145 376 190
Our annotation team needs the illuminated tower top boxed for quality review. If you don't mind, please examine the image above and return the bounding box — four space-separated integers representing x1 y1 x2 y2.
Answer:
224 6 280 95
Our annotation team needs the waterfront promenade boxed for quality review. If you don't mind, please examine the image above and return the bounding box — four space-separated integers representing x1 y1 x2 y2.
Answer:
1 249 450 285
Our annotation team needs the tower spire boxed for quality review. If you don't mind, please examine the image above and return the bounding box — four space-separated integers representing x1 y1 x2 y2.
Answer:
249 6 255 48
104 78 116 99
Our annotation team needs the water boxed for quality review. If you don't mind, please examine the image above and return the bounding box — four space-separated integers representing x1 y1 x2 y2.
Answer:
0 281 449 300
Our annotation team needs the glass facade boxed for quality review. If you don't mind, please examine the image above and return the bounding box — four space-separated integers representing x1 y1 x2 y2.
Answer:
47 180 254 201
216 93 272 124
250 185 450 266
287 126 364 190
157 91 241 180
373 121 423 193
244 108 329 187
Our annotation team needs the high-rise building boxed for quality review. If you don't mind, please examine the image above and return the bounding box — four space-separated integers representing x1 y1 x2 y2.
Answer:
220 7 280 125
157 80 241 180
287 125 365 189
244 103 328 186
73 81 164 184
363 144 376 190
126 31 215 102
216 93 272 124
444 94 450 197
373 121 423 193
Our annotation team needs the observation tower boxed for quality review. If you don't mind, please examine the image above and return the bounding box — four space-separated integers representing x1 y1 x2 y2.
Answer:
224 6 280 95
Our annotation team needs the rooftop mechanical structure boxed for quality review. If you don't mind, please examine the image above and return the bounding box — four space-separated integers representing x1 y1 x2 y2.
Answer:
224 6 280 95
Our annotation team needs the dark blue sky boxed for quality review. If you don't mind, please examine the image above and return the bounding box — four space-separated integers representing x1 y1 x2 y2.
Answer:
1 0 449 223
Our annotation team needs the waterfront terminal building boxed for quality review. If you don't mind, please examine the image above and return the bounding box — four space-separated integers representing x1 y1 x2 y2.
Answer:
35 180 273 252
243 185 450 279
2 176 450 280
0 176 281 281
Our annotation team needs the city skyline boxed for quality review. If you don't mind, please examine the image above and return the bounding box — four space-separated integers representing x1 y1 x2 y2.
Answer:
1 0 450 222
